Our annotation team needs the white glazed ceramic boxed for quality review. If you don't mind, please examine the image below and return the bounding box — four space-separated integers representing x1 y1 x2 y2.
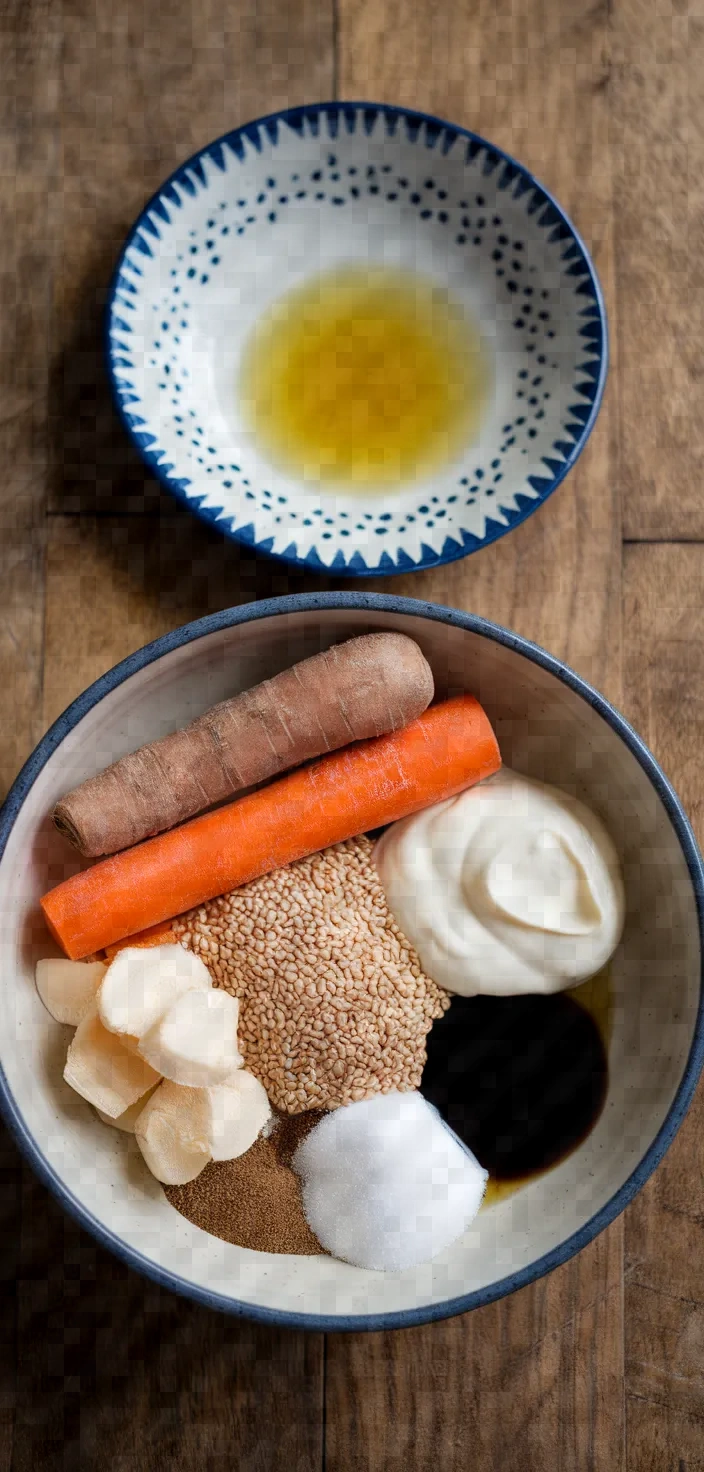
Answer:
106 103 607 577
0 594 701 1330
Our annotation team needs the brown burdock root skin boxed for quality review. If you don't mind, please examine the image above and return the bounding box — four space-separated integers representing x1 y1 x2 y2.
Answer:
52 633 434 858
174 835 450 1114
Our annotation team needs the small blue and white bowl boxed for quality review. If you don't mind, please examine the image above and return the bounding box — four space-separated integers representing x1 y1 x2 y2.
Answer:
0 594 702 1330
106 103 607 577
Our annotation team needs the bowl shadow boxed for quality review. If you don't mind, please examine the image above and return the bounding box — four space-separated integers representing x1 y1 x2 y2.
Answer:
47 259 341 609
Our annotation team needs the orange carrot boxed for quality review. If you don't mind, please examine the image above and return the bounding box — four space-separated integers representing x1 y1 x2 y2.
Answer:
52 633 434 857
41 694 500 960
103 921 177 961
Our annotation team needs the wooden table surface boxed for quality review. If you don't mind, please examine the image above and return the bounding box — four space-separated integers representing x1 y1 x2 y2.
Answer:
2 1 703 1467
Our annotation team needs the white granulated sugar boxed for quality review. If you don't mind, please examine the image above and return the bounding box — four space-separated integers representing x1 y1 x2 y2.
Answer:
292 1091 488 1271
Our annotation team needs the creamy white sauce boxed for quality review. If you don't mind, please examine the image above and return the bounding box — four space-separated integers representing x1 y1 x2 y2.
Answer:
374 769 625 997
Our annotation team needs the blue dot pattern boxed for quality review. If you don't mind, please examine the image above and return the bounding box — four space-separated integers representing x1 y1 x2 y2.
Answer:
107 103 607 577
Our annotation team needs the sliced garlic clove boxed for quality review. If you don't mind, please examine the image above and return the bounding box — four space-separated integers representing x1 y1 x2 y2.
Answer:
96 1082 160 1133
35 958 106 1026
138 988 243 1088
132 1071 270 1182
98 944 212 1040
206 1070 271 1161
64 1004 161 1118
134 1080 212 1184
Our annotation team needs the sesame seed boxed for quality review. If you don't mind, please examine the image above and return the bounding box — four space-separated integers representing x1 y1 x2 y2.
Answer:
172 836 449 1113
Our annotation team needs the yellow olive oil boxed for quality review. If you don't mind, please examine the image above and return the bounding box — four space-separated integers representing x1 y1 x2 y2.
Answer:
238 264 489 490
567 963 612 1042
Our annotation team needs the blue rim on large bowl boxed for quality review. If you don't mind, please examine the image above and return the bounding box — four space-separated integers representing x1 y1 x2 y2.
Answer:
0 593 701 1331
105 102 609 578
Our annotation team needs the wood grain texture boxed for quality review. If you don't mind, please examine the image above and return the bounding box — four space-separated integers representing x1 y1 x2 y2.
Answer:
0 4 62 1457
50 0 334 515
0 0 60 799
17 509 330 1472
2 0 704 1468
41 513 333 725
325 1227 624 1472
1 2 334 1468
336 0 620 702
330 2 625 1468
613 0 704 541
622 544 704 1462
12 1163 322 1472
626 1399 704 1472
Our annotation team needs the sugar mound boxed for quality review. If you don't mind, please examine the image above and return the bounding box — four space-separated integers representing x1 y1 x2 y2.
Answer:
292 1091 487 1271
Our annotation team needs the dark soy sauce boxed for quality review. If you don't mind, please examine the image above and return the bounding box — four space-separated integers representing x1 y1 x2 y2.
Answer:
421 993 608 1183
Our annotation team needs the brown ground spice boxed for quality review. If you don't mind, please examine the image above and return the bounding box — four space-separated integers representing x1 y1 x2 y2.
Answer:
173 835 450 1113
164 1111 326 1255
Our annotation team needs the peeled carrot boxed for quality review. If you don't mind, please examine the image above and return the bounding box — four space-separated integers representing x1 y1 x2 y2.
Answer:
103 921 177 961
41 694 500 960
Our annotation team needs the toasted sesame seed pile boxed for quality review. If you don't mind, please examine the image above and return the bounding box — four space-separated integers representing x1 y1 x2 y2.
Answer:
172 836 450 1113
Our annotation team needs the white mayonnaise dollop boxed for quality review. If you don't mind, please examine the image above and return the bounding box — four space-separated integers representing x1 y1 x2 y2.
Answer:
374 768 625 997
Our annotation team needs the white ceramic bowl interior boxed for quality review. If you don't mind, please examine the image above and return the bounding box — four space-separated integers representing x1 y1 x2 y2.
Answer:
107 103 606 576
0 596 701 1329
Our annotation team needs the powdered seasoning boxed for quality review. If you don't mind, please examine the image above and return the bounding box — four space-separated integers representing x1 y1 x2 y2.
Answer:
164 1112 325 1254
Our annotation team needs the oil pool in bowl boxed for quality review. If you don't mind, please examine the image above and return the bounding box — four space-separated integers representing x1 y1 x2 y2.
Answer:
238 264 490 491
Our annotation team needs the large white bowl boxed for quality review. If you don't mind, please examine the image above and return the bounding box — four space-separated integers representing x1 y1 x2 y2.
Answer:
0 594 702 1330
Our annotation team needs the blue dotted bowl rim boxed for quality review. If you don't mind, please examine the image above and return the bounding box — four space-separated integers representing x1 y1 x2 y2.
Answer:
0 592 701 1331
104 101 609 578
